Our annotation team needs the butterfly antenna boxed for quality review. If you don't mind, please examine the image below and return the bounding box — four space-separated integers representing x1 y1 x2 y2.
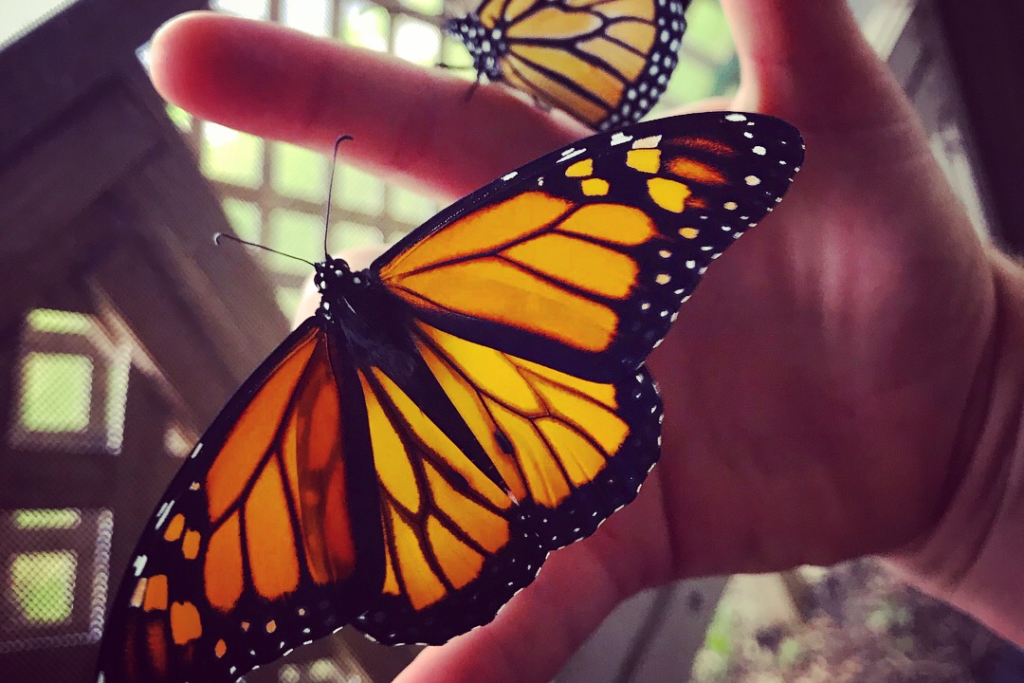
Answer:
324 135 354 259
213 233 316 268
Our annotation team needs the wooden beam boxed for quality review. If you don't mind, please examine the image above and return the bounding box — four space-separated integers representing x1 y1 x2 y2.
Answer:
0 0 206 159
0 83 158 332
934 0 1024 250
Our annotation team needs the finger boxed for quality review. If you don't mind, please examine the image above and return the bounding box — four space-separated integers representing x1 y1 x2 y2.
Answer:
393 473 672 683
718 0 908 127
150 12 586 198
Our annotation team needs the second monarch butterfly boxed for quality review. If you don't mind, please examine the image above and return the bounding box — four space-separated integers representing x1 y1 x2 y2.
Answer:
95 111 803 683
447 0 692 130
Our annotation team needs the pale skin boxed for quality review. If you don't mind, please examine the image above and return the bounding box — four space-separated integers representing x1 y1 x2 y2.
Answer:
149 1 1024 681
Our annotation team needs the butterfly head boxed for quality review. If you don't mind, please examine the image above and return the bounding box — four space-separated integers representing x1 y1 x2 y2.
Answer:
313 257 372 319
446 14 506 81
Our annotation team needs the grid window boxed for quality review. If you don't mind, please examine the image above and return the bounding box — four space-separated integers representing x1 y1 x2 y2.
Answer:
10 551 78 626
0 509 113 652
171 0 741 323
277 655 370 683
19 353 93 434
10 309 130 454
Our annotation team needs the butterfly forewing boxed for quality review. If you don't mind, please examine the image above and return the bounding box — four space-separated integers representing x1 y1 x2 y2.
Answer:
96 322 385 683
375 112 804 383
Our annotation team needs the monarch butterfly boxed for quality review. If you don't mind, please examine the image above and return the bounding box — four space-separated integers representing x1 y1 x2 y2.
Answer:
446 0 692 130
95 111 803 683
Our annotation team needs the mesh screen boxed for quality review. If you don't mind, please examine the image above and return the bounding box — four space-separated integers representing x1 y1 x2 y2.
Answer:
168 0 740 321
8 309 130 455
0 508 113 654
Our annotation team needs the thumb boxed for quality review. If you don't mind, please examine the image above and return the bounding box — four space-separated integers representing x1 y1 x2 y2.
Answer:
393 541 625 683
718 0 907 129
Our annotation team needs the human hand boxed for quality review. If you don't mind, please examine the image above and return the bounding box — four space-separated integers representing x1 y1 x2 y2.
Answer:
150 2 1022 680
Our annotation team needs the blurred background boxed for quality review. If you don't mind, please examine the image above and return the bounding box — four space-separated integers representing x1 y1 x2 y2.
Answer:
0 0 1020 682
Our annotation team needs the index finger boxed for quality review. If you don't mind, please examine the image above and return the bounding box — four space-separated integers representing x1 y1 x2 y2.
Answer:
150 12 587 198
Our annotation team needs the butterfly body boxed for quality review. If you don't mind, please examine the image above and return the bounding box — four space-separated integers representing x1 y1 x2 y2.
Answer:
447 0 691 130
96 112 803 683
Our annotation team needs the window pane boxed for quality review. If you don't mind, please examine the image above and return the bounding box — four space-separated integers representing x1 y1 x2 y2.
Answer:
336 165 385 215
341 1 390 51
20 353 93 433
268 209 326 275
13 509 82 530
26 309 92 335
201 123 264 187
272 142 330 202
394 15 441 66
329 221 384 253
388 185 437 224
442 38 474 78
283 0 331 36
399 0 443 16
165 104 192 133
10 551 78 626
275 286 304 320
211 0 270 19
222 199 262 245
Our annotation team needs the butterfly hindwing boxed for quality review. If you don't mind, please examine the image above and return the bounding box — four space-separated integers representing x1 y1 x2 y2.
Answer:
375 112 804 383
96 321 385 683
349 360 548 645
411 321 662 549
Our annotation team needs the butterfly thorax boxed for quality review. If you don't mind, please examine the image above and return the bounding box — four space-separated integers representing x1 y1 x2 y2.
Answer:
446 14 507 81
313 257 418 378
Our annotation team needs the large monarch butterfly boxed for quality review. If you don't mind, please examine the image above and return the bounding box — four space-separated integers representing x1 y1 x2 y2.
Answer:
446 0 692 130
95 111 803 683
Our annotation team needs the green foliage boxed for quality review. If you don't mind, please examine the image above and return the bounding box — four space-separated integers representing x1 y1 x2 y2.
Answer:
685 0 734 62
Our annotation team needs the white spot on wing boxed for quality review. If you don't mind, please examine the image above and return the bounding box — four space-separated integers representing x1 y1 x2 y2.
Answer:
133 555 148 576
502 171 518 181
725 113 747 122
610 132 633 146
154 501 174 530
632 135 662 149
189 443 203 459
558 147 586 162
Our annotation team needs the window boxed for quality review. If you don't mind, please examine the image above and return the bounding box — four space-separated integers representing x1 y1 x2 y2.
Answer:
159 0 742 322
10 309 130 454
0 508 113 652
